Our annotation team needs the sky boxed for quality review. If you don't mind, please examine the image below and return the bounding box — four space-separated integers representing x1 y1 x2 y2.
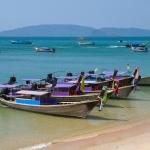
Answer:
0 0 150 31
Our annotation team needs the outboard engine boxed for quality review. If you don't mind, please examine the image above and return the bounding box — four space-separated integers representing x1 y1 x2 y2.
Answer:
51 77 57 87
26 80 30 84
47 73 53 83
8 76 16 84
88 70 95 74
47 73 57 87
66 72 73 76
112 69 118 79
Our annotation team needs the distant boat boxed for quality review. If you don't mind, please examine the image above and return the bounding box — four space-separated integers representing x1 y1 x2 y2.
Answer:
117 40 124 43
125 43 146 48
34 47 56 53
78 41 95 46
11 40 32 44
79 37 87 40
125 43 148 52
131 46 148 52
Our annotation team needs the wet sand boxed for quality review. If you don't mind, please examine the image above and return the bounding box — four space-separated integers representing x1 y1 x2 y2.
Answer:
1 86 150 150
46 118 150 150
21 86 150 150
44 86 150 150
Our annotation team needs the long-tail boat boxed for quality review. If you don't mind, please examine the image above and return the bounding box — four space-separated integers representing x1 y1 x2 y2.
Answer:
0 90 99 118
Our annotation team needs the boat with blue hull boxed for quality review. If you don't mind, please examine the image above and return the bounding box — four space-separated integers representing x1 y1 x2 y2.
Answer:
0 90 99 118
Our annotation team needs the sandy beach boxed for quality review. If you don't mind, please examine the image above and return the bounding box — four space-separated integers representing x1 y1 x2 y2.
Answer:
45 118 150 150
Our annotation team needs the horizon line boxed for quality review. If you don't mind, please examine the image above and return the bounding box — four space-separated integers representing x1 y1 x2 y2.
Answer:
1 24 150 33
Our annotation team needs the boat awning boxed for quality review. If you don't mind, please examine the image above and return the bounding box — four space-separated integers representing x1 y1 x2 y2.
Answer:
102 71 126 76
47 83 74 88
22 78 42 82
0 84 18 88
68 80 96 84
16 90 49 96
85 73 99 77
56 76 78 79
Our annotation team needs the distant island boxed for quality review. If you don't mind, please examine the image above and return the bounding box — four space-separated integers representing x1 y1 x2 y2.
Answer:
0 24 150 37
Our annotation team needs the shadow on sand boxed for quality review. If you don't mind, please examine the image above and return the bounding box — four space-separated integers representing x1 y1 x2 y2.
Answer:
87 114 128 121
104 104 124 108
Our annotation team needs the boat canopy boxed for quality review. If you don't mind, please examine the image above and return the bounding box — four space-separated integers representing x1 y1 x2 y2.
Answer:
22 78 42 82
68 80 96 84
85 73 100 77
0 84 18 88
16 90 49 96
102 71 126 76
56 76 78 79
47 83 74 88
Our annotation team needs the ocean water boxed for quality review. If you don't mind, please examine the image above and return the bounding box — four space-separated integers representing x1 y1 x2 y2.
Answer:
0 37 150 82
0 37 150 150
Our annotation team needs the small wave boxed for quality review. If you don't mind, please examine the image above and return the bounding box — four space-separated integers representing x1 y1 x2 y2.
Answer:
19 142 52 150
83 46 100 49
55 46 76 49
107 45 125 48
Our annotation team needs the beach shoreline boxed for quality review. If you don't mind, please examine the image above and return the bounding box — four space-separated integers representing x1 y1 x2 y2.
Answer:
44 117 150 150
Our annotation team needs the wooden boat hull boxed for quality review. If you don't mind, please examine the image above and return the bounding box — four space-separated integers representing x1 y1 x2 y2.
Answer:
83 85 134 99
51 93 98 102
138 77 150 86
0 98 99 118
110 85 134 99
86 77 133 90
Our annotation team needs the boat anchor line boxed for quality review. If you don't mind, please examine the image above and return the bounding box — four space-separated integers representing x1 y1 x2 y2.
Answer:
19 142 52 150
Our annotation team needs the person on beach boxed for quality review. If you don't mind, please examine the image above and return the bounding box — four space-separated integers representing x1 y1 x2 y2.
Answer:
76 71 85 94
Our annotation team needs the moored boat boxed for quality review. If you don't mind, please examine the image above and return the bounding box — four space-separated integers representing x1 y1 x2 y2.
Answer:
78 41 95 46
131 46 148 52
47 83 99 102
110 85 134 99
34 47 56 53
11 40 32 44
83 85 134 99
0 90 99 118
125 42 148 52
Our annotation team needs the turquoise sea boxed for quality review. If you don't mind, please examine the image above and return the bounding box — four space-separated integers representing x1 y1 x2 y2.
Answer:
0 37 150 82
0 37 150 150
